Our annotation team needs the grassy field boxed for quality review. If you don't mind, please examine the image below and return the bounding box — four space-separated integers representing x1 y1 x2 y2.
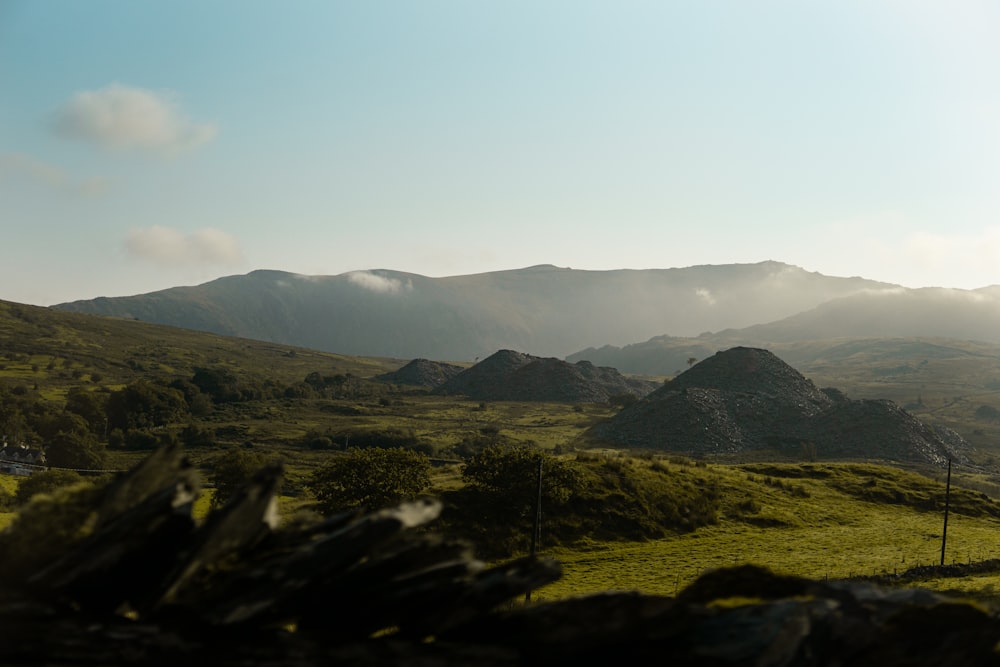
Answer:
531 459 1000 600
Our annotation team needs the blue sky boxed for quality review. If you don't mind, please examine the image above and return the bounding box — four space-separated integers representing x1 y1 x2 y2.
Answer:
2 0 999 305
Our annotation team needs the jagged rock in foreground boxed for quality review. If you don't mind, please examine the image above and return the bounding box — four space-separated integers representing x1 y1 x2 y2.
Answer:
2 444 999 665
590 347 970 465
434 349 659 403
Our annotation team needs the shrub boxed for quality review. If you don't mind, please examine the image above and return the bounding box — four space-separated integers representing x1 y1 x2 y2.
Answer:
308 447 431 514
15 469 85 505
208 448 273 508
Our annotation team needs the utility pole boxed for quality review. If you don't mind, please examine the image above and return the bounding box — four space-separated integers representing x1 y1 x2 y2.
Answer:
941 458 952 567
525 458 543 603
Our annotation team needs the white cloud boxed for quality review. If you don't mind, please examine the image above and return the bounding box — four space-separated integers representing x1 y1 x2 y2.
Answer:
0 152 109 196
694 287 716 305
52 84 216 154
125 226 242 267
346 271 411 294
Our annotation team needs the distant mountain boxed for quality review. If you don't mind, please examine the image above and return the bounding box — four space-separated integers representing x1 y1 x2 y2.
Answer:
433 350 659 403
722 287 1000 343
588 347 970 465
568 288 1000 377
53 262 893 360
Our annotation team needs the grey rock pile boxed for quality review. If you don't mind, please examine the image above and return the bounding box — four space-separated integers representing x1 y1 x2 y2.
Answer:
590 347 968 464
435 350 658 403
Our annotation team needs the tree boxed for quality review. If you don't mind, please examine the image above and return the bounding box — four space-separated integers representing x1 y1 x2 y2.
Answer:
45 429 107 470
461 445 581 520
179 423 216 448
15 469 85 505
209 448 272 508
308 447 430 514
64 388 108 436
192 367 242 404
106 381 187 431
449 445 584 557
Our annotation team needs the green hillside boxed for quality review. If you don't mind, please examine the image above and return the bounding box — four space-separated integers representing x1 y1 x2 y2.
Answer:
0 299 402 396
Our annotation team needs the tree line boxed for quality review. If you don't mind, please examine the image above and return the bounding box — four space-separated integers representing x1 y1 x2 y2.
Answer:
0 366 401 470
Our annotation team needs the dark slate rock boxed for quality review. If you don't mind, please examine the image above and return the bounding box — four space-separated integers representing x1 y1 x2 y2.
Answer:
377 358 466 389
435 350 658 403
590 347 971 465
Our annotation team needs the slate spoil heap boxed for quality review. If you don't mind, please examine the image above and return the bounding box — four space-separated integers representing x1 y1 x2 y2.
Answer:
591 346 968 464
376 358 465 389
2 444 1000 665
434 349 659 403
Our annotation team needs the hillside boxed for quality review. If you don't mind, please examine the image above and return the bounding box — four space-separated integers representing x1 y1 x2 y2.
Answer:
0 299 401 397
433 350 659 403
588 347 971 465
53 262 894 360
730 287 1000 344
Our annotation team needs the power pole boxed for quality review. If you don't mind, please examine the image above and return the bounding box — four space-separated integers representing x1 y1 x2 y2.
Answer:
940 458 952 567
525 458 543 603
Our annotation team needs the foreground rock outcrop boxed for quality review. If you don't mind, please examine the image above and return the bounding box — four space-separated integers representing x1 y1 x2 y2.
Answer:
590 347 970 464
2 443 999 666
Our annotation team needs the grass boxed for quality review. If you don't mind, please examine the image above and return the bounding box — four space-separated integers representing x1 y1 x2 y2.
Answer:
4 445 1000 605
530 460 1000 601
538 508 1000 599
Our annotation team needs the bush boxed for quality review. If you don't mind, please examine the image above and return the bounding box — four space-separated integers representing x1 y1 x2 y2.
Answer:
449 444 584 553
15 469 86 505
308 447 431 514
208 449 273 508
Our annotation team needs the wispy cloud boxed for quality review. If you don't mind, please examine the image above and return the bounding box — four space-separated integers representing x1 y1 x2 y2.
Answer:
52 83 216 154
346 271 412 294
694 288 716 305
125 226 242 267
0 152 109 196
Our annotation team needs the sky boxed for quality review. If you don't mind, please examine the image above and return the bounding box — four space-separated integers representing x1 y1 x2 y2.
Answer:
2 0 999 306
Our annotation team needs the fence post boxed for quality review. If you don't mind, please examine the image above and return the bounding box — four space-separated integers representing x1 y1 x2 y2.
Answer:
940 458 952 567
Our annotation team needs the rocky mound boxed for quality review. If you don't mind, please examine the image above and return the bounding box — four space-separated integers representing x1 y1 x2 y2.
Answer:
434 350 536 399
667 347 834 413
589 347 969 464
435 350 658 403
376 358 465 388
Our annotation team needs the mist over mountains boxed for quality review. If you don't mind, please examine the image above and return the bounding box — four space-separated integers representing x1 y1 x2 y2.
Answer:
52 262 1000 363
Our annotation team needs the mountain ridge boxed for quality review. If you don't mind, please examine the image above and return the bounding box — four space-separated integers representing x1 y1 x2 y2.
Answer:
53 261 901 360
